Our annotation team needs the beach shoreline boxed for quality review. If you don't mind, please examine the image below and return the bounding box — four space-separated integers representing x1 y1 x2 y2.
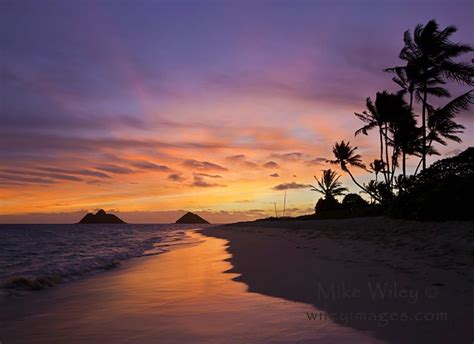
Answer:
201 217 474 343
0 228 383 344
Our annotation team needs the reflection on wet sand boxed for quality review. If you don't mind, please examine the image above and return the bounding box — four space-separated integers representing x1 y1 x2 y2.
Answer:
0 230 383 343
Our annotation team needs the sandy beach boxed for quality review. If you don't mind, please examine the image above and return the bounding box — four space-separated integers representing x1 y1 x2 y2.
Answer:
0 229 384 344
202 217 474 344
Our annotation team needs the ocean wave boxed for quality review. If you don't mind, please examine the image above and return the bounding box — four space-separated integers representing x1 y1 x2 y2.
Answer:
0 224 202 294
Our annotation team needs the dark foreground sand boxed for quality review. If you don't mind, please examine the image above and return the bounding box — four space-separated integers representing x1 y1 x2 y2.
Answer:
201 217 474 344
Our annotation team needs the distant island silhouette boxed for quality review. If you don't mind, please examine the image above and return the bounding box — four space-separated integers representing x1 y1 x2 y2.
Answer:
175 212 210 224
78 209 126 224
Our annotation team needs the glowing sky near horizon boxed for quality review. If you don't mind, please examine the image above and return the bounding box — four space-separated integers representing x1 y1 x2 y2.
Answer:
1 0 473 223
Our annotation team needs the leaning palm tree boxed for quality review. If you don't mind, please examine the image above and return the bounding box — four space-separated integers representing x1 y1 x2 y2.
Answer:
310 169 348 200
388 20 474 172
329 141 380 202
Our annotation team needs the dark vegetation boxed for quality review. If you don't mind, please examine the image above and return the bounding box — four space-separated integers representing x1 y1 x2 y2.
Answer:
389 147 474 220
305 148 474 220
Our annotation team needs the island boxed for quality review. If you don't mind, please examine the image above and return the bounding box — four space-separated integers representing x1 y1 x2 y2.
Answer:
78 209 126 224
175 212 210 224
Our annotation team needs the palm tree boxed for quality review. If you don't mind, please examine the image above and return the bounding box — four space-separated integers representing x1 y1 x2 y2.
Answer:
386 64 419 111
355 91 413 183
355 97 387 181
414 90 474 173
362 180 379 204
389 20 474 172
329 141 381 202
369 159 385 183
310 169 348 200
388 99 420 178
354 92 395 182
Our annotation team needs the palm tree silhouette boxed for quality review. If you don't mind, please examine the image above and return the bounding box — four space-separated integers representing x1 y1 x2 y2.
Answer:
386 65 418 111
355 91 411 183
361 180 379 204
310 169 348 199
329 141 381 202
414 90 473 173
389 20 474 172
355 97 387 180
388 97 420 178
369 159 385 183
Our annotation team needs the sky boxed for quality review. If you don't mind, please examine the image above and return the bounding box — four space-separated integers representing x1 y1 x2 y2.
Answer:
1 0 473 223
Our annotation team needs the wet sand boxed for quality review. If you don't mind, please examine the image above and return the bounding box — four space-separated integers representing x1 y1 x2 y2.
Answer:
0 230 383 344
201 217 474 344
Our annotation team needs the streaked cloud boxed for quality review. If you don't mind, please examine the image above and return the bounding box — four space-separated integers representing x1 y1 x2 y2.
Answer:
0 174 56 185
194 173 222 178
167 173 185 182
131 161 170 171
38 167 112 179
0 169 83 182
226 154 258 168
270 152 306 161
183 159 228 171
263 161 280 169
95 164 135 174
272 182 310 190
191 175 226 188
305 157 328 166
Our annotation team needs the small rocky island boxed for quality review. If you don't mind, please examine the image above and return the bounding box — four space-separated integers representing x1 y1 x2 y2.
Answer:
78 209 126 224
175 212 210 224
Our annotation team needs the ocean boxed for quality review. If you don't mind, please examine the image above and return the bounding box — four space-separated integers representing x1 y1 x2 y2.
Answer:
0 224 206 292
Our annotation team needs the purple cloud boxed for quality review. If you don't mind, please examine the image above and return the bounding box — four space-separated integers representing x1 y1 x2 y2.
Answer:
95 164 135 174
131 161 170 172
0 169 82 182
38 167 112 179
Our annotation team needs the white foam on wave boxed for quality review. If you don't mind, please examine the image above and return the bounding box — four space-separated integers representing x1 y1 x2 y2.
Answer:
0 224 205 293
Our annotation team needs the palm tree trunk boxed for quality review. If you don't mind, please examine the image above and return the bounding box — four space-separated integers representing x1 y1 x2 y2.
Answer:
415 138 433 175
384 124 390 183
402 151 406 178
421 88 428 172
404 91 412 179
390 151 397 185
378 127 387 183
346 168 381 203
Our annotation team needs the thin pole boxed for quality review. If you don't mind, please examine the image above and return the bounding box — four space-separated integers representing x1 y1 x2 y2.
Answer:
283 191 287 217
274 202 278 218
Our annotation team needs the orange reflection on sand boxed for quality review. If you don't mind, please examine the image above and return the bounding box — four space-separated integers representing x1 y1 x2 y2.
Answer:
0 230 385 343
